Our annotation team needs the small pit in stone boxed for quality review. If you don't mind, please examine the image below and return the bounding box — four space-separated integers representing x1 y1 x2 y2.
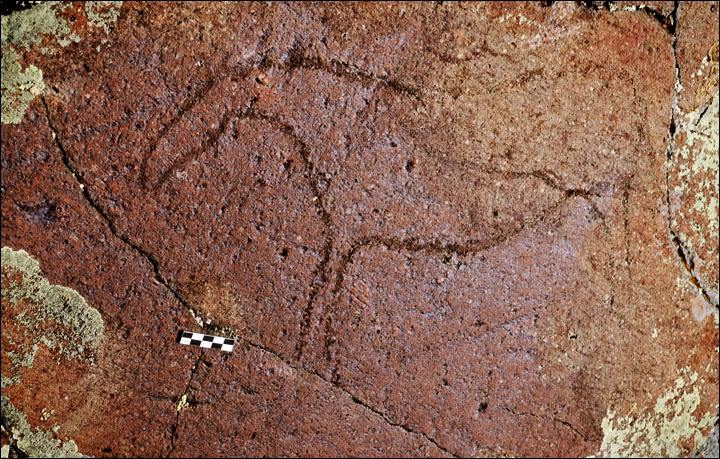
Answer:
405 158 415 173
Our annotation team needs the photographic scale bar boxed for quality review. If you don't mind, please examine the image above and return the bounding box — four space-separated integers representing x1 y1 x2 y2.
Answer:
176 330 235 352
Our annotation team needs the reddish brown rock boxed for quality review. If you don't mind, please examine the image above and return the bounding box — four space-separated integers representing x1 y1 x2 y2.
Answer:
676 1 719 114
1 2 718 457
670 1 720 307
1 103 198 456
172 346 447 457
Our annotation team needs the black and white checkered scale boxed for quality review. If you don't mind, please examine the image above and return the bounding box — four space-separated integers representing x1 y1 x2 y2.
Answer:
176 330 235 352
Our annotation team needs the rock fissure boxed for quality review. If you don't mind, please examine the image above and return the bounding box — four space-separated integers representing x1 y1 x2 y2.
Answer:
577 1 677 36
42 91 400 456
167 351 204 458
670 232 716 306
243 339 458 458
662 5 718 308
41 95 209 321
3 3 715 456
499 406 592 443
45 81 339 364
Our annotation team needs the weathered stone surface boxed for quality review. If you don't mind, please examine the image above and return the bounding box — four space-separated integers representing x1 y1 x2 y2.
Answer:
172 346 447 457
1 2 718 457
671 1 720 307
676 1 719 114
668 92 720 306
1 101 199 456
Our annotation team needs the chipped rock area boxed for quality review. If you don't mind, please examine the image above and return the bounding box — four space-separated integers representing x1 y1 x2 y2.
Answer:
0 2 718 458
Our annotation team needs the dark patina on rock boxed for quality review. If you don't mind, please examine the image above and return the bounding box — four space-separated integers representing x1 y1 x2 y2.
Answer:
1 2 718 457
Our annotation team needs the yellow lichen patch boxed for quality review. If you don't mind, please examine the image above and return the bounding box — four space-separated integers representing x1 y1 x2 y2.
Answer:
40 408 54 421
593 367 718 457
176 394 189 412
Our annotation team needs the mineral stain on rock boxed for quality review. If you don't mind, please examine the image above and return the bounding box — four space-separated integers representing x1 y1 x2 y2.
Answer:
1 1 718 457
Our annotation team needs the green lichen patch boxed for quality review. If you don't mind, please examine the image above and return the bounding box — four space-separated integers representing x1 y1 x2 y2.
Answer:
1 247 104 379
1 396 82 458
668 90 720 305
0 2 77 51
1 1 123 124
1 1 122 52
1 47 45 124
1 374 20 389
85 2 123 35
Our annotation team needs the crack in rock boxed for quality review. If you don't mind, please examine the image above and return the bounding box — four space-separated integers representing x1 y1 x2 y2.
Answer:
662 7 718 309
30 7 713 456
41 96 201 316
243 339 458 457
499 406 591 443
44 91 452 456
576 1 678 35
167 351 204 458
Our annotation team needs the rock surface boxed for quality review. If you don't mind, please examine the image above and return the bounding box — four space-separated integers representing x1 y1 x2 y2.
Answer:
1 2 718 457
